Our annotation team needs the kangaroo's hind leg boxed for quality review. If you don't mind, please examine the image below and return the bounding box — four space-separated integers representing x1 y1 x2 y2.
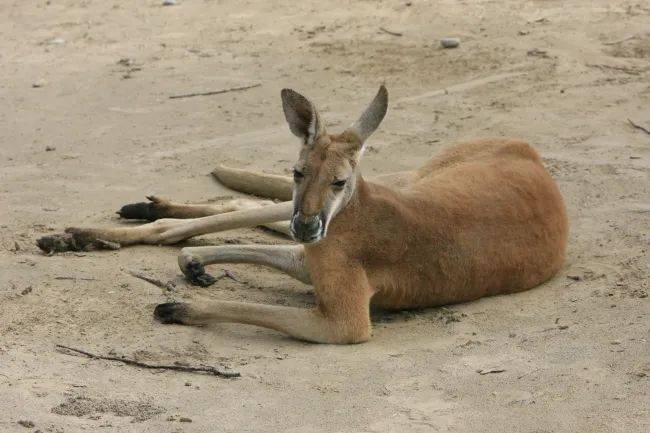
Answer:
37 201 293 254
117 196 292 237
116 195 268 220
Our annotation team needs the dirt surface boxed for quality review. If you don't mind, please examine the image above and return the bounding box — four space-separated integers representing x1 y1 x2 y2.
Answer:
1 1 649 432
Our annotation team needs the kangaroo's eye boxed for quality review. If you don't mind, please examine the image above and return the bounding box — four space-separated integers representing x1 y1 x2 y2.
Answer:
293 170 304 181
331 179 347 188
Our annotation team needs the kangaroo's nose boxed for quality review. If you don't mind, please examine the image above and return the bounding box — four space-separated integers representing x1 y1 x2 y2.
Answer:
299 214 320 229
291 213 323 242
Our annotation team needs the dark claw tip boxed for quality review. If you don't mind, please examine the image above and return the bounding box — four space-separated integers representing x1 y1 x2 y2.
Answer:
117 202 156 221
154 302 188 324
184 260 217 287
36 233 78 254
193 273 217 287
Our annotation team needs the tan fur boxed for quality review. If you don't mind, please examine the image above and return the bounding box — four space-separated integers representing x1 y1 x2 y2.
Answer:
163 135 567 344
305 138 567 313
40 88 568 344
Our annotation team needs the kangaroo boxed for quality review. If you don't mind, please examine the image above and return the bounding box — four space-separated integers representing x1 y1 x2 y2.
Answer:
37 86 568 344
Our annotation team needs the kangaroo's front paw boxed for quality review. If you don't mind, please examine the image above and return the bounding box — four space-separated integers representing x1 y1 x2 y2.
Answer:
154 302 191 325
178 250 218 287
181 259 217 287
117 195 170 221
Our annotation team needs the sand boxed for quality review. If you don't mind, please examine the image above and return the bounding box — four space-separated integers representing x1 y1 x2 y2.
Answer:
1 1 648 432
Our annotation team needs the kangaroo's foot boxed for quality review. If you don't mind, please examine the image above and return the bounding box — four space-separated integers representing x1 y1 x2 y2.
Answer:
36 228 121 254
154 302 191 325
117 195 172 221
180 258 218 287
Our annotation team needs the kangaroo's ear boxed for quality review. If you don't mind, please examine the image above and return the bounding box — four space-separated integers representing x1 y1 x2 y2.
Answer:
346 85 388 145
281 89 326 146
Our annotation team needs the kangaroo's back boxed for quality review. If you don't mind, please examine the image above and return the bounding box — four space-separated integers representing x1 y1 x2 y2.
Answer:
366 138 568 309
413 138 542 181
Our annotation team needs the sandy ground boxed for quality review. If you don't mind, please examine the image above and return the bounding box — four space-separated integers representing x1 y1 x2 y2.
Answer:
1 0 649 432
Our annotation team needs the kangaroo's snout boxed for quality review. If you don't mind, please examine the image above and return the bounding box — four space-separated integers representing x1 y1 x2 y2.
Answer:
290 213 323 243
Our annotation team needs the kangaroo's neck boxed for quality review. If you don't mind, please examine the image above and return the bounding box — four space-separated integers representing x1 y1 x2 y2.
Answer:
347 173 399 209
342 172 369 214
306 172 408 260
327 173 390 233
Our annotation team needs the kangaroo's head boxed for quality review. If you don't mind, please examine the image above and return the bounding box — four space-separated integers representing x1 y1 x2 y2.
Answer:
281 86 388 244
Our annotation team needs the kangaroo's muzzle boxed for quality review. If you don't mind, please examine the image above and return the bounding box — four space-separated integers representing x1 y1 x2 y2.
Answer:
290 213 324 244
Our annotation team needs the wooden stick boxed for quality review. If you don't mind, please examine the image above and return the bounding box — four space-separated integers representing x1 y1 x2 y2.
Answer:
379 27 403 37
603 35 636 45
54 276 97 281
126 270 176 291
56 344 240 378
396 71 524 104
628 118 650 135
169 84 261 100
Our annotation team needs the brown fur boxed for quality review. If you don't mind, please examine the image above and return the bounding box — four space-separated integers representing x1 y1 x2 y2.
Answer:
304 138 567 316
39 87 568 344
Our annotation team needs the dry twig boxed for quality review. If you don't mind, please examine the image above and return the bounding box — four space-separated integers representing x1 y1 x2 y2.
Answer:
169 83 261 99
126 270 176 291
379 27 403 37
54 276 96 281
56 344 240 378
477 367 506 375
223 269 240 282
628 118 650 135
603 35 637 45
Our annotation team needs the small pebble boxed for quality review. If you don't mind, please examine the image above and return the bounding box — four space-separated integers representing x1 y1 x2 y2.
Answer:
32 79 47 88
440 37 460 48
47 37 65 45
163 0 177 5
